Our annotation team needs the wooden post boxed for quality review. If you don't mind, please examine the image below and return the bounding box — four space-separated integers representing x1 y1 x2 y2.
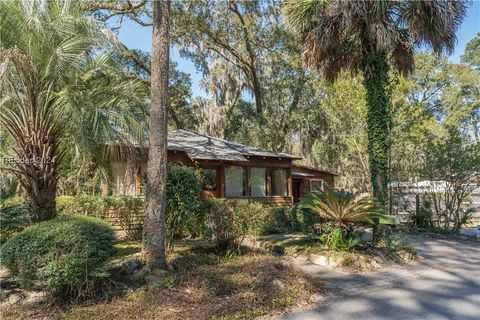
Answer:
266 168 272 196
134 163 142 197
219 162 225 198
245 167 250 197
287 167 292 197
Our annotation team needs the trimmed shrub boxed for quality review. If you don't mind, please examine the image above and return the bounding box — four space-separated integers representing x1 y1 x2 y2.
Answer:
0 216 115 298
57 196 144 240
56 195 105 217
203 199 267 251
260 206 297 234
166 165 202 247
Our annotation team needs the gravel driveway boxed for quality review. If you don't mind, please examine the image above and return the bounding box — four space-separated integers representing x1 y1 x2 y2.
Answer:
283 233 480 320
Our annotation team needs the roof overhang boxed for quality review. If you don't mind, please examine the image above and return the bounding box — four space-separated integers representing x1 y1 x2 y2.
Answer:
292 163 339 176
292 172 315 178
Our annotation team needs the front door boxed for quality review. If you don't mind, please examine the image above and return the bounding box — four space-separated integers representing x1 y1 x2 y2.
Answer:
292 179 302 203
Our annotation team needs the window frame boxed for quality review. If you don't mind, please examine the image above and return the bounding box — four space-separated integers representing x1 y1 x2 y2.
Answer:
309 179 324 192
224 165 246 197
270 168 288 197
249 167 267 197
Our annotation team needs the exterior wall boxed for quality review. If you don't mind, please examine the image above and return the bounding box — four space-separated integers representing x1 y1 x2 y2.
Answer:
291 165 338 201
110 161 137 196
291 166 336 189
237 196 293 206
110 151 294 206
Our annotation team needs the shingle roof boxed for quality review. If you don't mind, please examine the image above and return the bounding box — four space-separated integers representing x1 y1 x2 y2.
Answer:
167 130 301 161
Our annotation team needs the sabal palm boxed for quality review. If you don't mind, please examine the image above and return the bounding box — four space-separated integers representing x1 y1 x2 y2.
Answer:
0 0 147 220
284 0 467 200
301 190 386 228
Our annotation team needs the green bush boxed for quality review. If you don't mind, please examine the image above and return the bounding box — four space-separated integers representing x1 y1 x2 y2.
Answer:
56 195 106 217
260 206 297 234
203 199 267 251
313 228 361 252
0 196 32 244
0 216 115 298
381 233 416 259
57 196 144 240
166 165 203 247
291 203 322 232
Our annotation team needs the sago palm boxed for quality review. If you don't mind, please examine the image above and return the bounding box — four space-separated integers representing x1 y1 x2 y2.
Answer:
0 0 147 220
283 0 468 201
301 189 389 229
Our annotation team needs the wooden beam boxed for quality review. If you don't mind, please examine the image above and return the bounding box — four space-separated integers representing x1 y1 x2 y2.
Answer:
287 167 292 197
134 163 142 197
219 162 225 198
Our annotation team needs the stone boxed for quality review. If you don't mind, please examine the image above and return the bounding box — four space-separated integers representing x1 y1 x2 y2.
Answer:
271 245 286 254
129 267 149 282
370 259 382 270
332 257 346 269
310 254 330 266
354 255 367 270
145 269 169 283
361 228 374 243
7 293 23 305
122 259 141 274
376 252 386 261
399 251 415 261
295 252 311 262
272 278 285 287
22 291 47 308
373 256 384 264
151 268 169 277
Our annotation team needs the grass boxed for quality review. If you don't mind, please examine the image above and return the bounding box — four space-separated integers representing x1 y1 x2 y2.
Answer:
113 240 142 257
1 243 327 320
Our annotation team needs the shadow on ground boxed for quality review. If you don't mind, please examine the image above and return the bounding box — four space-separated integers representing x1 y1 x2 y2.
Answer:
284 234 480 320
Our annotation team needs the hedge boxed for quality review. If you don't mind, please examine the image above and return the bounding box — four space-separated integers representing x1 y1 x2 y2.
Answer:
0 216 115 298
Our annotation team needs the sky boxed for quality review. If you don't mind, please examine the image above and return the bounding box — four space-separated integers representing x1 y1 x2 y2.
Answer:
115 1 480 99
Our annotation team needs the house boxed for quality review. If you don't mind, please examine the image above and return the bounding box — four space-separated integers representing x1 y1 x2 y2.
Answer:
109 130 338 206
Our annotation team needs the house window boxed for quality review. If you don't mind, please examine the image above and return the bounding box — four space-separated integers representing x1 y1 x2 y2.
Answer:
310 179 324 192
271 168 287 196
201 168 217 191
225 166 245 196
250 167 266 197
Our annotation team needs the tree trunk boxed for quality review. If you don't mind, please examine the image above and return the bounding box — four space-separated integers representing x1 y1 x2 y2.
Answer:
5 106 61 221
363 52 390 203
26 176 58 221
144 0 170 271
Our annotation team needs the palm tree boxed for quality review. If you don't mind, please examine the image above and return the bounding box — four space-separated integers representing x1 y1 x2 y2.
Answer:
0 0 147 220
143 0 170 271
283 0 468 201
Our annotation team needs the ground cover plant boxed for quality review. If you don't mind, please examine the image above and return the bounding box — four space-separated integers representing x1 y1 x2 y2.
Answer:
1 242 327 320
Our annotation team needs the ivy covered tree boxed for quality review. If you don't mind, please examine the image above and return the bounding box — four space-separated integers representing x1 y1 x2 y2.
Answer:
283 0 467 202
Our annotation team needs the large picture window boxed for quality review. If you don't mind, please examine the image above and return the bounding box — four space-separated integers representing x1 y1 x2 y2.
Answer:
225 166 245 196
271 168 287 196
250 167 266 197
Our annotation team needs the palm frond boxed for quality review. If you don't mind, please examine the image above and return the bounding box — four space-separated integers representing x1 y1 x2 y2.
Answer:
300 189 388 228
282 0 468 78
